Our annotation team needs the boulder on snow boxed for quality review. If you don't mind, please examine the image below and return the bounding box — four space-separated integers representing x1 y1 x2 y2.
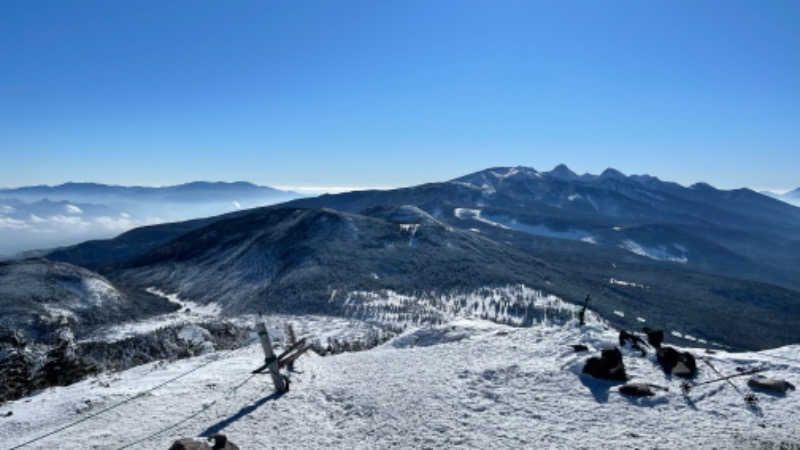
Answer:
168 434 239 450
582 347 626 381
642 328 664 348
619 383 655 397
675 352 697 379
747 376 796 395
656 346 697 379
571 344 589 352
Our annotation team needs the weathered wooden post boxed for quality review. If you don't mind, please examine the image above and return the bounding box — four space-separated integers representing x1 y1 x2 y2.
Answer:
256 321 287 393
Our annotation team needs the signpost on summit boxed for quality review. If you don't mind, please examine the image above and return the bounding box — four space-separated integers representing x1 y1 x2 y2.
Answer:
255 320 287 393
253 318 313 393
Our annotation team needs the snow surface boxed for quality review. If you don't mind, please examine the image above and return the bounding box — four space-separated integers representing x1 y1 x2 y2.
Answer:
453 208 509 229
83 288 221 343
609 278 647 289
620 240 688 264
454 209 591 242
3 315 799 449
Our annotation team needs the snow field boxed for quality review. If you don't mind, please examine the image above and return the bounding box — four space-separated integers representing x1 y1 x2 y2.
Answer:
3 317 798 449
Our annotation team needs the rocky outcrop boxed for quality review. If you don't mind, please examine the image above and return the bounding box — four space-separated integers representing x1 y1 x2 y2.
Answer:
656 346 697 379
583 347 626 381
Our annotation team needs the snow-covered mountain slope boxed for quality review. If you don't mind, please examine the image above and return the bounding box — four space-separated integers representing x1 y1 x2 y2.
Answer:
284 165 800 293
111 207 554 315
3 317 798 449
0 259 176 341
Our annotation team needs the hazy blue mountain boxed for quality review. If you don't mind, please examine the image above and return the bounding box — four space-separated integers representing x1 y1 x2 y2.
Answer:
0 182 302 255
763 188 800 207
0 181 296 204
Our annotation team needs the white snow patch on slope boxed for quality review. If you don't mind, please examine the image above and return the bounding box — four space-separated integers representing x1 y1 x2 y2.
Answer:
60 277 123 308
4 317 799 449
620 240 688 263
482 216 591 241
455 209 591 241
43 305 77 321
84 288 221 342
609 278 647 289
453 208 510 229
399 224 420 246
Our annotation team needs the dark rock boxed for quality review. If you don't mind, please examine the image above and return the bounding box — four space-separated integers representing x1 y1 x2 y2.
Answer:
601 347 623 367
619 383 655 397
571 344 589 352
582 347 626 381
168 434 239 450
748 377 796 394
608 364 627 381
656 346 680 372
583 357 606 379
673 352 696 379
642 328 664 348
657 346 697 378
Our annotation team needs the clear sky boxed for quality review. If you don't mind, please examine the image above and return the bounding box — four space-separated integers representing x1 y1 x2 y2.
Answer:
1 1 799 191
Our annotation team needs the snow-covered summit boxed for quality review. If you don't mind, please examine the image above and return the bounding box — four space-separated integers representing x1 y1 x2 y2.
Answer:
3 314 798 449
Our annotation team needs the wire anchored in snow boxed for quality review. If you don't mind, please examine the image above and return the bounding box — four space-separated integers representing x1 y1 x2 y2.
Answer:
8 341 255 450
682 359 761 407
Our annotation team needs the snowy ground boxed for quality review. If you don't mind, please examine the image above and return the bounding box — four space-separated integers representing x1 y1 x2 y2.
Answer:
83 288 222 343
3 317 799 449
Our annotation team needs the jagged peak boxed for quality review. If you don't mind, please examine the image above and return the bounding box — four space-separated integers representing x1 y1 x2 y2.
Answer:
451 166 541 189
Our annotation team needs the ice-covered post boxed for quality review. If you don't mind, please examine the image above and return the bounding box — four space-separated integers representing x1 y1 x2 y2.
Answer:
256 321 287 393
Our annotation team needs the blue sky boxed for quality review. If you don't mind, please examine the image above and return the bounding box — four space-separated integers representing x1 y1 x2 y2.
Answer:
1 1 798 191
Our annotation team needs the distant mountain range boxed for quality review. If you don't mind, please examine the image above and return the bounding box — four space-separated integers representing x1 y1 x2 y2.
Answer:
0 181 294 204
33 165 800 351
0 181 301 256
762 188 800 207
285 165 800 289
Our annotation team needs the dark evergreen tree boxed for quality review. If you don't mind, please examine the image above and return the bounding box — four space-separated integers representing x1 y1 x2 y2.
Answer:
37 329 96 389
0 333 36 402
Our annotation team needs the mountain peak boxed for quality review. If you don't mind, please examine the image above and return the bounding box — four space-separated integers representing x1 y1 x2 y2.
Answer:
690 182 715 191
545 164 579 180
451 166 541 189
599 168 626 180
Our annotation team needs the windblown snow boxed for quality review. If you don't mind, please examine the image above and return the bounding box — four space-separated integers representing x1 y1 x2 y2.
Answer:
3 314 798 449
454 209 591 241
620 240 688 263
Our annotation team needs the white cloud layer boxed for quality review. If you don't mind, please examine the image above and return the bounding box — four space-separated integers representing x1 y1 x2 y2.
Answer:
65 204 83 214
